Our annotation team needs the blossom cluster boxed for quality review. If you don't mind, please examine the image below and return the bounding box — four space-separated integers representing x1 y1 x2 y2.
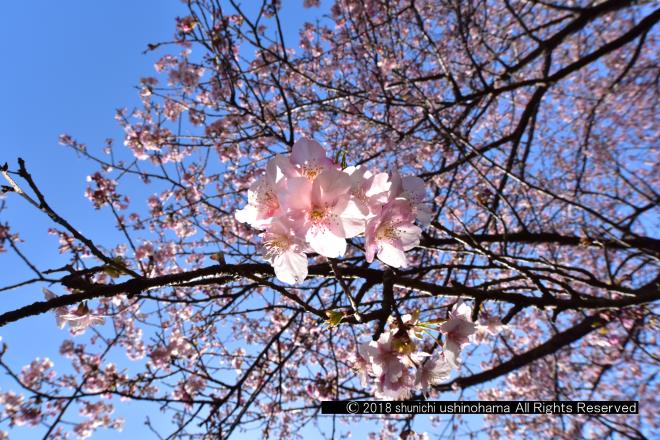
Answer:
234 138 431 284
356 301 501 399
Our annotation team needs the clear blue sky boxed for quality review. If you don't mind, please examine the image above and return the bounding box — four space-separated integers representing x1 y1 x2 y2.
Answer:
0 2 485 438
0 1 190 438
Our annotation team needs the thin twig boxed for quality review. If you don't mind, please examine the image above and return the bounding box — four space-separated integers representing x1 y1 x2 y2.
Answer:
329 259 363 322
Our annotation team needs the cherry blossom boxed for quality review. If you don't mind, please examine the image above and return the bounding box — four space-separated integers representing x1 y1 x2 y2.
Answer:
56 304 106 335
176 16 197 34
364 199 422 268
359 332 414 400
356 304 492 400
43 289 105 335
474 311 507 343
439 300 477 368
344 165 391 218
288 137 334 180
389 170 433 225
260 218 309 285
234 155 291 229
352 350 372 387
235 138 428 279
288 168 365 258
414 355 451 394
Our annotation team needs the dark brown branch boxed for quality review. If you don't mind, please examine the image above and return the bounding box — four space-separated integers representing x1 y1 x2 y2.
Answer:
421 231 660 254
1 262 657 328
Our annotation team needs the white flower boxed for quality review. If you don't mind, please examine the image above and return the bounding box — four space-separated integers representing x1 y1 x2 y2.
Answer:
439 300 476 368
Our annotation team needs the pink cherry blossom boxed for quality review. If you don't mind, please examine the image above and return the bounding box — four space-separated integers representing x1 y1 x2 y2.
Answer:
344 165 391 217
260 218 308 284
43 288 68 328
474 311 506 343
282 168 365 258
414 355 451 394
43 289 105 335
57 305 106 335
148 346 172 369
19 358 55 390
365 199 422 268
235 155 292 229
235 138 426 272
176 16 197 34
390 170 433 225
439 300 477 368
352 349 372 387
3 1 651 437
359 332 413 400
168 59 204 93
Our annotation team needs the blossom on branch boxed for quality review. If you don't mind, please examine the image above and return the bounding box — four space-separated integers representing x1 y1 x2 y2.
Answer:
356 307 477 399
359 332 414 400
344 165 391 218
390 170 433 225
289 137 334 180
234 155 291 229
235 137 428 283
414 354 451 394
365 199 422 269
438 300 477 368
43 289 105 335
260 218 309 285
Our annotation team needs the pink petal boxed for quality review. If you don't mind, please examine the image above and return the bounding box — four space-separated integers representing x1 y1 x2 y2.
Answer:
453 300 472 319
438 319 459 334
337 200 367 238
396 224 422 250
443 339 461 369
279 177 312 211
273 251 308 285
401 176 426 203
377 242 408 268
267 154 297 181
306 226 346 258
291 137 327 165
365 172 391 197
414 204 433 225
312 168 351 206
389 169 403 197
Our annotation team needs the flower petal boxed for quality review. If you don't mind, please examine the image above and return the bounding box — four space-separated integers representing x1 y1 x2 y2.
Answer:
401 176 426 203
312 168 351 206
235 204 258 225
365 172 391 197
279 177 312 211
337 200 367 238
273 251 308 285
306 226 346 258
377 241 408 268
397 224 422 250
291 137 327 166
443 339 461 369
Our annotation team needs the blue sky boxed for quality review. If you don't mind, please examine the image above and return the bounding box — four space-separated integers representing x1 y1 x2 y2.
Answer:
0 2 488 438
0 1 189 438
